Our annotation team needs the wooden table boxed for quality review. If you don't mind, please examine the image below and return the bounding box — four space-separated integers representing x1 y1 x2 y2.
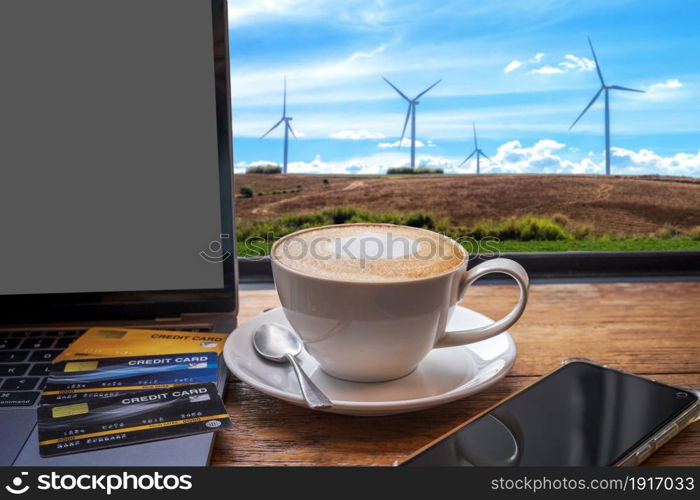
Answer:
211 282 700 466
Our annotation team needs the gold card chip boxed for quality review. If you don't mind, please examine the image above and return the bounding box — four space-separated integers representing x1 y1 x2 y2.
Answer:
52 403 89 418
64 361 98 372
96 329 127 339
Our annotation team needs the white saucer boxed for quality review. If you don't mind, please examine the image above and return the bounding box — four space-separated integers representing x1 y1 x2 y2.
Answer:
224 306 516 416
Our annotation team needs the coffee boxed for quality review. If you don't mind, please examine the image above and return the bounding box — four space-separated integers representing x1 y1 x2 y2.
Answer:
273 224 466 282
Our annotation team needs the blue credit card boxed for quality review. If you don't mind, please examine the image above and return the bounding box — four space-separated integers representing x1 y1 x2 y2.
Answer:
40 352 219 405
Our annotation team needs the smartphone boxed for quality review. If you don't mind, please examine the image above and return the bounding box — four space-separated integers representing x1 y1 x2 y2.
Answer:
401 359 699 466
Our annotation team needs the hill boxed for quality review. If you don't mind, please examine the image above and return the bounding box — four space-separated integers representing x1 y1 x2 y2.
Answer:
235 174 700 236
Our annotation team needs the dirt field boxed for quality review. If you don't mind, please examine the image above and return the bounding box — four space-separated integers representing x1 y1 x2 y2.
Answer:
234 174 700 236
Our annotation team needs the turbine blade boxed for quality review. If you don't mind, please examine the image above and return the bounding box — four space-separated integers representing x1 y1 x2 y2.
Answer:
569 87 603 130
283 77 287 117
480 150 492 162
414 79 442 100
398 104 411 148
608 85 645 93
587 37 605 86
260 118 284 139
287 121 297 139
458 149 477 168
382 77 410 101
473 121 477 149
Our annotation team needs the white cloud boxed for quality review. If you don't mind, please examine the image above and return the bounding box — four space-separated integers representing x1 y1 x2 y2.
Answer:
643 79 683 100
482 139 596 174
236 152 454 175
377 138 425 148
467 140 700 176
330 129 386 140
560 54 595 71
525 53 595 75
529 66 565 75
504 60 523 73
347 44 387 62
610 147 700 177
237 140 700 177
648 79 682 92
235 160 279 169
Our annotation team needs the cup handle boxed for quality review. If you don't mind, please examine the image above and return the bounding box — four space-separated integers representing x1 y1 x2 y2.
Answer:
434 258 529 348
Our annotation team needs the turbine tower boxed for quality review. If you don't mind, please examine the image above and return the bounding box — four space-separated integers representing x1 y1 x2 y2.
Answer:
569 38 644 175
261 78 296 174
383 77 441 169
459 122 491 174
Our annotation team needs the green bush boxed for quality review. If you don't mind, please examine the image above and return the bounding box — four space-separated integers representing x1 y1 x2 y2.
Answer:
235 207 448 241
235 209 698 249
246 165 282 174
653 225 684 239
463 215 571 241
571 224 591 240
514 215 570 241
552 213 570 227
239 185 254 198
386 167 444 175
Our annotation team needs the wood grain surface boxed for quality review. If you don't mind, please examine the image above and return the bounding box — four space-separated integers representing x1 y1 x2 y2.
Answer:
211 282 700 466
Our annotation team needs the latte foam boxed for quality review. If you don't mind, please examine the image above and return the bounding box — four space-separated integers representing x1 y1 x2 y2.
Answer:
273 224 466 282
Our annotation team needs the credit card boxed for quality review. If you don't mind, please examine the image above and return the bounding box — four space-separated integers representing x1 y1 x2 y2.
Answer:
40 352 219 405
38 383 231 457
54 327 227 363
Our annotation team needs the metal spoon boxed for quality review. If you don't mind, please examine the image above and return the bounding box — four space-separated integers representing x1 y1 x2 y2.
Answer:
252 323 332 409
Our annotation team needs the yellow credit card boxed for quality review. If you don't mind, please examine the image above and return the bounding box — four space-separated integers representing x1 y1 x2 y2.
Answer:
53 327 227 363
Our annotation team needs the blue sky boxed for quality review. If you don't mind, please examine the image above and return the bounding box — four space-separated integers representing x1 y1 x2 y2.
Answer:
227 0 700 176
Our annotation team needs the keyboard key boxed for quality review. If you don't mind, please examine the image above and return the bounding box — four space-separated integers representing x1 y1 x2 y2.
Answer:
57 330 84 338
9 332 29 338
28 350 62 362
0 351 29 363
27 331 44 337
1 377 39 390
36 377 47 390
0 339 20 350
0 391 40 407
0 364 29 377
29 363 52 376
19 338 55 350
54 337 74 349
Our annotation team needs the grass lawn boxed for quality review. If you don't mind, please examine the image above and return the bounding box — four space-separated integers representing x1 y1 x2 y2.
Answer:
493 239 700 252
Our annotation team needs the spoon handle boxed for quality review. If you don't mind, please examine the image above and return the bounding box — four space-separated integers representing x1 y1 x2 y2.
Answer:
285 353 333 409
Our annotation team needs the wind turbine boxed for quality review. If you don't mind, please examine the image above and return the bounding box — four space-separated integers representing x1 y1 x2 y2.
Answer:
261 78 296 174
569 38 644 175
459 122 491 174
382 77 441 169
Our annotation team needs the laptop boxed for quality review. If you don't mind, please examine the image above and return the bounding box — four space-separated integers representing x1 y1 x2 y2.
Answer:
0 0 237 466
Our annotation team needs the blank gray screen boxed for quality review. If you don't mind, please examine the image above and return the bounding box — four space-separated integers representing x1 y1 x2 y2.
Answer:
0 0 224 295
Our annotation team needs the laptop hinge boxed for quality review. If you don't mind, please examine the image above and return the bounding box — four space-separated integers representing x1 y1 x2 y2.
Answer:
154 313 221 323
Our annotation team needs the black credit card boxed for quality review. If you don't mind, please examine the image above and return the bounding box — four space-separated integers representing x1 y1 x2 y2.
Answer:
37 383 231 457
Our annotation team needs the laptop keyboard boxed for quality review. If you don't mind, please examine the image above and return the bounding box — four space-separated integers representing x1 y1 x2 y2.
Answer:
0 326 211 408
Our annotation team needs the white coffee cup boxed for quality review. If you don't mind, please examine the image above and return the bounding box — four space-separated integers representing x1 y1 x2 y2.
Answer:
271 224 529 382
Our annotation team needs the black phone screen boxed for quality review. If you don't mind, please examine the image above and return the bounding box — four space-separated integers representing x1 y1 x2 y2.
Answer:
404 362 696 466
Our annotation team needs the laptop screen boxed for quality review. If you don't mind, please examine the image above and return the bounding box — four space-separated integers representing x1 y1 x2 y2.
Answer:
0 1 229 296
